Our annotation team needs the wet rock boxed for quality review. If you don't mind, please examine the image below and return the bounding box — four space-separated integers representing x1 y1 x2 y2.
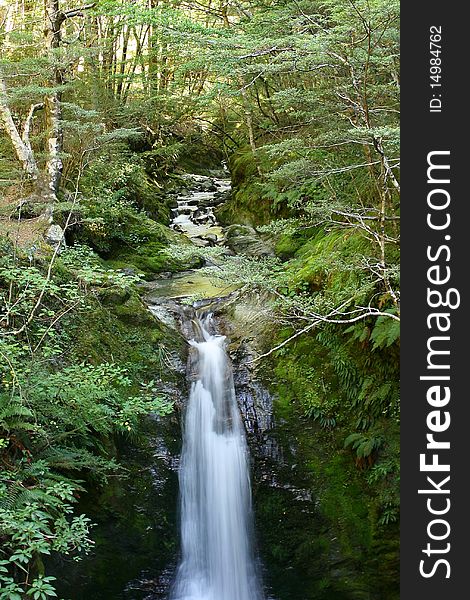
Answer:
198 193 228 208
191 237 210 247
224 224 274 257
148 304 178 330
196 180 216 192
119 267 138 276
203 233 218 245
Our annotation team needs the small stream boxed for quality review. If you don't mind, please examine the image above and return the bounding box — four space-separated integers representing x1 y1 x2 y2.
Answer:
170 174 230 246
155 175 268 599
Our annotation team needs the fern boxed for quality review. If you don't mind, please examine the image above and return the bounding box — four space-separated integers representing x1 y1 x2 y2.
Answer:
344 432 384 459
0 399 35 435
370 312 400 350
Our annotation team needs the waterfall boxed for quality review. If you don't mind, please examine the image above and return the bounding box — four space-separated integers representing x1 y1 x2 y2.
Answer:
170 315 265 600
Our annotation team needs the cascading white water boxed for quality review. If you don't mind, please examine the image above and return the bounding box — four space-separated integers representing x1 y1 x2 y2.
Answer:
171 315 265 600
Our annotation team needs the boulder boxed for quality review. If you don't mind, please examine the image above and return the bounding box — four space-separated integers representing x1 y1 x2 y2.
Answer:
191 237 210 247
224 224 274 257
45 224 66 252
204 234 219 246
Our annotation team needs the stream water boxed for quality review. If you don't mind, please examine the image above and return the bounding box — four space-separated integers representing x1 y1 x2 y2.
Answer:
170 315 264 600
168 175 265 599
170 174 229 246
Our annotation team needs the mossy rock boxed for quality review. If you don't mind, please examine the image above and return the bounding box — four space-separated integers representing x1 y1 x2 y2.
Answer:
274 227 318 260
105 221 201 278
275 233 304 259
216 185 275 227
97 286 132 306
224 224 274 257
111 293 156 327
108 241 203 279
216 146 292 226
67 288 185 381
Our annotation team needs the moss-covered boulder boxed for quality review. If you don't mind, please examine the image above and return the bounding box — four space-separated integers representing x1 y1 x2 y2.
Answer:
224 224 274 257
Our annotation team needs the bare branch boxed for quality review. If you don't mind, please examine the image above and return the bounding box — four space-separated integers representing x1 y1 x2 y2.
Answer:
62 3 96 21
22 102 44 149
249 303 399 364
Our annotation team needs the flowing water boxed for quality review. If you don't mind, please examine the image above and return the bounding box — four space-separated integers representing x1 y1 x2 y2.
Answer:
170 314 265 600
170 175 229 245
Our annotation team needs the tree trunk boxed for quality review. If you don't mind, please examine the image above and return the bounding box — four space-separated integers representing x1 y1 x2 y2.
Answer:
2 2 94 202
116 25 130 100
44 0 64 200
0 75 39 178
44 93 63 200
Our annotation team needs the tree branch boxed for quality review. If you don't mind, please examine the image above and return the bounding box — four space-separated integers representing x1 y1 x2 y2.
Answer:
62 3 96 21
22 102 44 149
249 306 399 364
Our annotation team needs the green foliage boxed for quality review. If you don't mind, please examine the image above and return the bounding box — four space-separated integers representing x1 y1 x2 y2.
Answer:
369 313 401 350
0 240 174 597
77 153 168 253
58 244 142 288
162 243 226 264
344 432 385 459
0 472 94 596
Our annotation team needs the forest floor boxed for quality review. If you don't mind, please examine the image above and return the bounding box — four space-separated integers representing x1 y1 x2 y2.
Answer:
0 189 45 247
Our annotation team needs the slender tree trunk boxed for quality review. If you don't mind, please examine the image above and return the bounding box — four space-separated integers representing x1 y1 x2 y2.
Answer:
116 25 130 100
148 0 160 95
44 0 64 200
0 76 39 178
2 1 93 207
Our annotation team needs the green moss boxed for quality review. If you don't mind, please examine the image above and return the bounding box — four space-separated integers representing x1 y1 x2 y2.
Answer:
257 323 399 598
216 182 275 226
107 241 172 275
254 485 336 599
313 453 371 555
275 233 305 259
97 287 132 306
67 288 184 380
105 225 201 278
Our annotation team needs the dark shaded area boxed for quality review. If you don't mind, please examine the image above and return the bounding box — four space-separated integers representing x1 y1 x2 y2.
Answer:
50 415 181 600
